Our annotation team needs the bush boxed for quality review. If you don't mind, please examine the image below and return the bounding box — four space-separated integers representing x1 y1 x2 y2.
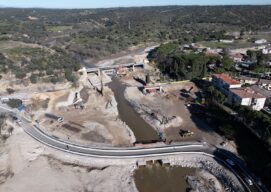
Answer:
6 88 15 95
6 99 22 108
30 74 38 84
15 71 27 79
42 98 50 109
65 69 76 82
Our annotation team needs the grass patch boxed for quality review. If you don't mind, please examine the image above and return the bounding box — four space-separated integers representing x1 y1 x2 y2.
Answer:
47 25 73 32
199 40 253 49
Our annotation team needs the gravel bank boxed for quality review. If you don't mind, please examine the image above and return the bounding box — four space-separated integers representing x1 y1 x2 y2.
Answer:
169 154 245 192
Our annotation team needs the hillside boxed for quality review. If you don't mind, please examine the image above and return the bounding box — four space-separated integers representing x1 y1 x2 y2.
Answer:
0 6 271 80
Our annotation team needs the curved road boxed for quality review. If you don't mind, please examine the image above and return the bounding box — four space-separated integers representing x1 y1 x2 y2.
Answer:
0 105 263 192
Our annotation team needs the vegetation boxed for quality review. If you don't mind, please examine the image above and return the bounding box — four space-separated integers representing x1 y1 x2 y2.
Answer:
46 25 73 32
197 104 271 189
0 6 270 61
6 88 15 95
0 6 270 81
149 42 232 80
0 46 80 83
42 98 50 109
6 99 22 108
205 85 226 105
246 50 271 73
236 106 271 145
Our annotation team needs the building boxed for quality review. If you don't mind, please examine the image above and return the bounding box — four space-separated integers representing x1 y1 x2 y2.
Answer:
251 85 271 106
254 39 267 44
219 39 234 43
240 60 253 68
212 73 242 95
258 79 271 91
238 76 271 90
232 53 244 63
228 87 266 111
262 48 271 54
238 76 258 85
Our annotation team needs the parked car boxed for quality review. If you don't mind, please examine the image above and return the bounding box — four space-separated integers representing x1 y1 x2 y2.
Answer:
245 177 253 186
226 159 235 166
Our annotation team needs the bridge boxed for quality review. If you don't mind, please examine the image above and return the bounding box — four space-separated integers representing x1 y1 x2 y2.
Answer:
85 63 144 76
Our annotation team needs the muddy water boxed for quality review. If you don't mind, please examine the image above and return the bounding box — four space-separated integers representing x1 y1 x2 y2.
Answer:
134 163 195 192
108 77 160 143
108 78 195 191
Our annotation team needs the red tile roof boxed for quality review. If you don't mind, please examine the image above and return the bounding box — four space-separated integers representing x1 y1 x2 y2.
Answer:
213 73 241 85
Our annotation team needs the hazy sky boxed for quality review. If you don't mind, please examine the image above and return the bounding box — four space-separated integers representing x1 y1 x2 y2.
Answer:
0 0 270 8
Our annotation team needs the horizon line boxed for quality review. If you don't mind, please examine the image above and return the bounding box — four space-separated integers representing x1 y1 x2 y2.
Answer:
0 4 271 10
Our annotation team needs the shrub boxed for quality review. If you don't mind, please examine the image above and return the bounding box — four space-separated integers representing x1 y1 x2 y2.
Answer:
6 88 15 95
6 99 22 108
30 74 38 84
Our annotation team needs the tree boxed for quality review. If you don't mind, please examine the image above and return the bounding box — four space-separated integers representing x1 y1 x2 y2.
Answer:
65 69 76 83
6 88 15 95
6 99 22 108
206 85 226 104
30 74 38 84
15 71 27 79
222 56 234 70
247 50 257 63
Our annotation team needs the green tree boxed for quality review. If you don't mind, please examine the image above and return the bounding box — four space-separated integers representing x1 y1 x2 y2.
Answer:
30 74 38 84
222 56 234 70
6 99 22 108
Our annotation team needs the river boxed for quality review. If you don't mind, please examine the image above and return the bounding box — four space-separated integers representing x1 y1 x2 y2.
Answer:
134 162 195 192
108 77 160 143
108 77 195 192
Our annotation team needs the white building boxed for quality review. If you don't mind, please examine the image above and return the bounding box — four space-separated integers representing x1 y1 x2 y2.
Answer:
238 76 271 91
219 39 234 43
262 48 271 54
228 88 266 111
255 39 267 44
251 85 271 106
238 76 258 85
212 73 242 95
259 79 271 91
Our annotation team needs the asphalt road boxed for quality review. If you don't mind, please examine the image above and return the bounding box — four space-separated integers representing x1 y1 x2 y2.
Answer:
0 105 264 192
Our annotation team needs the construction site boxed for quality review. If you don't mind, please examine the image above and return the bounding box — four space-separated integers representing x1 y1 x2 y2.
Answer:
0 45 251 192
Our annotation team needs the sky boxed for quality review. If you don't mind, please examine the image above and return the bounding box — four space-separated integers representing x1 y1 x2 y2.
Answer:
0 0 270 9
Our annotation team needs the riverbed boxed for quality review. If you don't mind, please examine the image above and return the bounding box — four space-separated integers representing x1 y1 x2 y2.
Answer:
108 77 160 143
108 78 198 192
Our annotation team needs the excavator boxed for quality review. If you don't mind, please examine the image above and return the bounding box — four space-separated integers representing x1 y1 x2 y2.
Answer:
179 129 194 137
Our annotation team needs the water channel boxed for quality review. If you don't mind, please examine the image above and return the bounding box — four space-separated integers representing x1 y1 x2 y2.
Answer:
134 162 195 192
108 77 196 192
108 77 160 143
